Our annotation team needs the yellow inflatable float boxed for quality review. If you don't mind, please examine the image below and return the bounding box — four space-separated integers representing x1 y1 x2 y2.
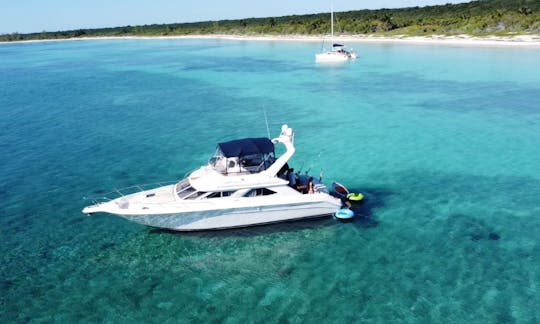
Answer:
347 192 364 202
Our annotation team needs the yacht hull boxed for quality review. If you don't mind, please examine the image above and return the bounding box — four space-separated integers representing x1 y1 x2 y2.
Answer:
116 200 340 231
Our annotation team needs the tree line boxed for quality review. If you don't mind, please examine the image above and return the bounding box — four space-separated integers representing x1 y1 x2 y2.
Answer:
1 0 539 42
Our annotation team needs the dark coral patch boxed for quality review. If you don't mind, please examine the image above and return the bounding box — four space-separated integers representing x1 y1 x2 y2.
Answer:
470 233 483 241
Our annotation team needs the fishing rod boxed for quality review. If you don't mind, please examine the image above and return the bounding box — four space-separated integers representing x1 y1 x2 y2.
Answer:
263 107 270 139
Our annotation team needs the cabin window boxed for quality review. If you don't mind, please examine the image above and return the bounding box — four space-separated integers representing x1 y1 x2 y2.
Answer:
207 191 234 198
260 188 276 196
244 188 276 197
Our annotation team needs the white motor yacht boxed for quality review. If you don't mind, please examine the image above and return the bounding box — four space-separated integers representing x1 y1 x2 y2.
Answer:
82 125 342 231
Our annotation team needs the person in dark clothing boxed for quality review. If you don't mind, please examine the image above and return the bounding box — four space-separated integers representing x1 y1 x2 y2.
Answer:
286 168 296 188
278 163 290 178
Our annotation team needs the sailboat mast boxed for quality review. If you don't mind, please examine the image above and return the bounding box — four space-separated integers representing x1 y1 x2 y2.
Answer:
330 6 334 45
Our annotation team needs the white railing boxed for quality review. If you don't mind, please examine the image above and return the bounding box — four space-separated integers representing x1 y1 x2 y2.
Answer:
83 181 177 205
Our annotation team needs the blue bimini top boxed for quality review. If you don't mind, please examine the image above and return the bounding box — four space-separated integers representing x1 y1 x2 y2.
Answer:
217 138 274 158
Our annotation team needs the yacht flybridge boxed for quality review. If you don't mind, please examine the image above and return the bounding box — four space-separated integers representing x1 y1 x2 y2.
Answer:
82 125 342 231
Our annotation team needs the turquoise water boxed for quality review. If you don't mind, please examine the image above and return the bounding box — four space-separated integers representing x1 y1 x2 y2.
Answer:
1 38 540 322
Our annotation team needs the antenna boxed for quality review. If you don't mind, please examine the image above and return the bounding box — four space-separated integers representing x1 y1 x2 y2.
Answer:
263 107 271 138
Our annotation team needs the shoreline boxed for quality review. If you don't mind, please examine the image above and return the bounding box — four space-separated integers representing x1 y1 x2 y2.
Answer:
3 33 540 47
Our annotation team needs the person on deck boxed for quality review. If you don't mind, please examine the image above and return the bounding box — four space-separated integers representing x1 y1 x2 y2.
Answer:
308 177 314 194
278 163 289 178
286 168 296 188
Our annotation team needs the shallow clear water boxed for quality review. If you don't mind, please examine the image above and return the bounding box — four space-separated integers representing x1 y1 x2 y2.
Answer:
1 39 539 322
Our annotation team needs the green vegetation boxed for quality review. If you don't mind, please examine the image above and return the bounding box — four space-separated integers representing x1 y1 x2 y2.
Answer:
1 0 539 42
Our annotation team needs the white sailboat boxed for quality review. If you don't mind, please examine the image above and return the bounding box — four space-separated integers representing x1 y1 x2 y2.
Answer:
315 6 357 63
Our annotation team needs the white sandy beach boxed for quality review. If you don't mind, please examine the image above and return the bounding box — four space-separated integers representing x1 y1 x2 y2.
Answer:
175 33 540 47
4 33 540 47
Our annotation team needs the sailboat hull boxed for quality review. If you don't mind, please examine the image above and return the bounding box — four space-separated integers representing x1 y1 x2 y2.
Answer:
315 52 350 62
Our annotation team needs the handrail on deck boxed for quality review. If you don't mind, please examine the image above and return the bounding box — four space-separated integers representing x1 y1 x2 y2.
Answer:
83 180 177 205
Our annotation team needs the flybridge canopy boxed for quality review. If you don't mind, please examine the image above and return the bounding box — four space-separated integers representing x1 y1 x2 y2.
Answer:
217 138 274 158
333 43 344 47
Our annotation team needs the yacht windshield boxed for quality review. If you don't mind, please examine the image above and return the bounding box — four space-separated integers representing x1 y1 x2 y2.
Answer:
177 186 207 200
177 186 196 199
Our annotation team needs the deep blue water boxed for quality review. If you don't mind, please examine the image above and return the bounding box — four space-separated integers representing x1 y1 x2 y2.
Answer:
1 38 540 322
